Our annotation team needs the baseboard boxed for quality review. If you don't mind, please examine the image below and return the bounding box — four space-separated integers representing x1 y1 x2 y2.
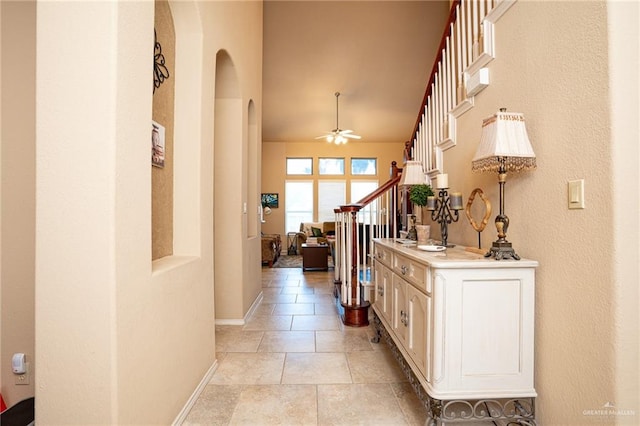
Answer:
214 291 263 326
214 318 245 325
172 359 219 425
245 291 263 320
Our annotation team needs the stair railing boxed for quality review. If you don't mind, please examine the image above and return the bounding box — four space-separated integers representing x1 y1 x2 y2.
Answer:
333 162 402 327
334 0 519 327
410 0 518 178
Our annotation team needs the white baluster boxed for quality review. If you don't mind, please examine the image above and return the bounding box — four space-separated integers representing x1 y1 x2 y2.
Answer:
441 51 448 139
450 33 454 117
472 0 479 60
456 5 463 103
479 0 486 56
427 96 431 167
460 1 468 72
466 0 473 68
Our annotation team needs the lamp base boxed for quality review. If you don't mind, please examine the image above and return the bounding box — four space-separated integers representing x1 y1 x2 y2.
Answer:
407 214 417 240
485 240 521 260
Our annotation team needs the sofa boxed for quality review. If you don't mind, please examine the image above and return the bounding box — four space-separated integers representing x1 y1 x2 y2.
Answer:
261 233 282 267
296 222 335 254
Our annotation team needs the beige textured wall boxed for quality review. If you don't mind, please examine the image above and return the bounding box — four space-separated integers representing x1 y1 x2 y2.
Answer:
261 141 405 241
0 1 36 406
440 1 638 423
151 0 175 260
33 1 263 423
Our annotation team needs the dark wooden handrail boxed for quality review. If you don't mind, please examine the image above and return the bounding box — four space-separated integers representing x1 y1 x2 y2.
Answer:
355 161 402 206
409 0 460 146
356 175 401 206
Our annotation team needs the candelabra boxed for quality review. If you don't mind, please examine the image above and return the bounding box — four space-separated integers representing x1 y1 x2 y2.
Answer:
427 186 463 247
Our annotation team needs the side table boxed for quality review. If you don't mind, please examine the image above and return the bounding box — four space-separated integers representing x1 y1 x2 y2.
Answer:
301 243 329 271
287 232 298 255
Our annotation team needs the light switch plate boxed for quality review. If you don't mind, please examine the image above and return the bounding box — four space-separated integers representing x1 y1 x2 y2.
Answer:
568 179 585 209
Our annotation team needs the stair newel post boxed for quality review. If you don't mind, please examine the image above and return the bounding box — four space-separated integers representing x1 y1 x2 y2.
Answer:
332 208 344 300
339 203 370 327
350 209 359 305
333 208 342 287
392 161 402 238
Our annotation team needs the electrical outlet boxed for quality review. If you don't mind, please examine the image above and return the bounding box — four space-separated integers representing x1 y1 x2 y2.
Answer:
15 362 30 385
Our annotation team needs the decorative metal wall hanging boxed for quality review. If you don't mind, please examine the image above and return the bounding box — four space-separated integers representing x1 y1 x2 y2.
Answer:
153 29 170 93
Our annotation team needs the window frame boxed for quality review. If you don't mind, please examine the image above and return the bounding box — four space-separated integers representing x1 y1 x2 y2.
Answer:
350 157 377 176
318 157 345 175
286 157 313 175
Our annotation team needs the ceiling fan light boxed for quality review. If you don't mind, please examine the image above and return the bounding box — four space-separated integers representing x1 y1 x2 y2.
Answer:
316 92 361 143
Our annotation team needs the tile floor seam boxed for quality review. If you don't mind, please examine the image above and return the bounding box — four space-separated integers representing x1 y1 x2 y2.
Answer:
185 266 429 424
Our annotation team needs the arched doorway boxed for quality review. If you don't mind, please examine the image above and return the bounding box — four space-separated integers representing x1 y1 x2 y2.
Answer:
213 50 244 321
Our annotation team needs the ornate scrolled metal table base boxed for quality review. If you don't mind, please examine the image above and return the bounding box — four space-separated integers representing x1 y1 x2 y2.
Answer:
371 313 537 425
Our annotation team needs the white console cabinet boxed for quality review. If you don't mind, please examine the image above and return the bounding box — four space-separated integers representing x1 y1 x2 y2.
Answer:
372 239 538 423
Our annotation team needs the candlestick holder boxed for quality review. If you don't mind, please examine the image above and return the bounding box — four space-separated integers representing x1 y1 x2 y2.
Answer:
427 188 463 247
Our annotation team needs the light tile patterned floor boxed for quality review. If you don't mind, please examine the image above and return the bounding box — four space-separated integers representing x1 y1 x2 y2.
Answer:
183 266 429 425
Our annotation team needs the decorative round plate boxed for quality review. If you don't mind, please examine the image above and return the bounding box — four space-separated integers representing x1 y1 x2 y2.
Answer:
417 245 446 252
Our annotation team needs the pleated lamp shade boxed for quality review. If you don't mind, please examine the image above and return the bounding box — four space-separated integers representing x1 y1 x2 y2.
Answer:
472 110 536 173
399 160 425 186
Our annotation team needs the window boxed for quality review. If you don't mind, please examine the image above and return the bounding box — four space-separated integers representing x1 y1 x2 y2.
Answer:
351 180 379 224
287 158 312 175
318 180 346 222
319 158 345 175
351 158 377 175
285 181 313 233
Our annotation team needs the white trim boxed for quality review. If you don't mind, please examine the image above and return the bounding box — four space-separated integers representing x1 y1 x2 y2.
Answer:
172 359 219 425
214 291 263 326
452 98 474 118
485 0 518 23
427 146 444 177
245 291 263 321
466 68 490 97
215 318 245 325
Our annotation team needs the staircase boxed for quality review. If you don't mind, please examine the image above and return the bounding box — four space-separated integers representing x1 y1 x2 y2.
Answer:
333 0 518 326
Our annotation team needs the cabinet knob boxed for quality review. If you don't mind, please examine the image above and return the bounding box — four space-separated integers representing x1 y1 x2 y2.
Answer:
400 310 408 326
401 265 407 275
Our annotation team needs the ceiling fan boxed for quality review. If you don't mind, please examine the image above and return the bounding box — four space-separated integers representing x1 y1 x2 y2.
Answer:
315 92 361 144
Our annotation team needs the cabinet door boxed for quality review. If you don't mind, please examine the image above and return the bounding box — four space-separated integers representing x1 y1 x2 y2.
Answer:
374 261 392 324
392 275 408 346
406 285 430 378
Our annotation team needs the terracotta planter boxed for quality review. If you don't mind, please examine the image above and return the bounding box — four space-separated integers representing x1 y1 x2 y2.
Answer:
416 225 430 243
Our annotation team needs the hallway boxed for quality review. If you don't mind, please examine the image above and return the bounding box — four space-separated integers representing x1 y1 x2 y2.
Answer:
184 265 428 425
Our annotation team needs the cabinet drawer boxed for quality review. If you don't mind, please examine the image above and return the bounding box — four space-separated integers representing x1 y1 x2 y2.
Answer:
393 253 429 294
373 244 392 268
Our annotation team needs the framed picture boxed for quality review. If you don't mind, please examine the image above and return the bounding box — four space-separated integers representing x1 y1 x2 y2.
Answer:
151 120 165 168
261 193 279 208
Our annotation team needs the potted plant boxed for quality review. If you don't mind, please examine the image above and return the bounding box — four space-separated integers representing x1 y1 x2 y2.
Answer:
408 183 434 242
409 183 434 207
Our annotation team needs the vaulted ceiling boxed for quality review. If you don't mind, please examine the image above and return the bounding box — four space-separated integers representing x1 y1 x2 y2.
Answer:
262 0 450 144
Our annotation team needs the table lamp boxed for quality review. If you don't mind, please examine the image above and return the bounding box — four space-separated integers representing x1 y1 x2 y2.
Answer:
472 109 536 260
399 160 425 240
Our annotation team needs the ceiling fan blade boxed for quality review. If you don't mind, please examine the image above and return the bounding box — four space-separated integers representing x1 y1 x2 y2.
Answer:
317 92 360 142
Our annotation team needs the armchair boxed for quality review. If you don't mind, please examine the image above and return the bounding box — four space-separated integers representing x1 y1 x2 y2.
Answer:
261 233 282 267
